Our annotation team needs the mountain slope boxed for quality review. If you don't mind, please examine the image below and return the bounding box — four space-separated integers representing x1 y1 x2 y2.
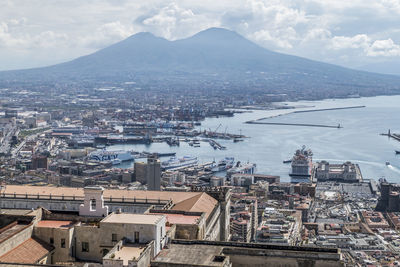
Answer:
1 27 400 97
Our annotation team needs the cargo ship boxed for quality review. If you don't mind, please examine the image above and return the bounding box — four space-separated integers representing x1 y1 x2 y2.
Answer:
289 146 313 183
88 150 134 165
161 156 198 170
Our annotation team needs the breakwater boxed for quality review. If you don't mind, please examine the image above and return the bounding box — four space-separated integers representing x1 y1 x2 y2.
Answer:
246 121 342 128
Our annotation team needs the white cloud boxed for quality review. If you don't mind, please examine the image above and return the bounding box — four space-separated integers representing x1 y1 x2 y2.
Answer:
330 34 371 50
367 38 400 56
142 3 219 40
80 21 135 48
1 0 400 70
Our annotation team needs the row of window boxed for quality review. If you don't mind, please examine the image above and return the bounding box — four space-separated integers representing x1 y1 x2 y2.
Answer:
49 232 141 253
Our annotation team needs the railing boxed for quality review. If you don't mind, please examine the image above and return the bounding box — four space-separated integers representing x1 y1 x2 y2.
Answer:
0 193 173 206
0 193 84 201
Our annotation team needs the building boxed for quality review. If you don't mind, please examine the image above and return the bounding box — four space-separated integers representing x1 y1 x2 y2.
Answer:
314 161 362 182
32 154 49 170
0 185 231 242
147 155 161 191
256 208 302 245
152 240 343 267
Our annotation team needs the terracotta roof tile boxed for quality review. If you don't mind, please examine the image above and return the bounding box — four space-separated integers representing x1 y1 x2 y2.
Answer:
0 237 54 264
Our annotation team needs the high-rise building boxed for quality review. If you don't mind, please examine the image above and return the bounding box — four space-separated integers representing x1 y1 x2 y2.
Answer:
147 155 161 191
32 154 48 170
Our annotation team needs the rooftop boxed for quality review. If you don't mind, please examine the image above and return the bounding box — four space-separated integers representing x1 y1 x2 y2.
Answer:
102 213 165 225
0 222 30 243
153 244 225 266
112 244 146 265
36 220 75 228
0 237 53 264
149 213 201 225
1 185 218 219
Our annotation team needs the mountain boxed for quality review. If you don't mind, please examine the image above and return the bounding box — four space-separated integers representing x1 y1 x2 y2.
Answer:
1 27 400 97
357 61 400 76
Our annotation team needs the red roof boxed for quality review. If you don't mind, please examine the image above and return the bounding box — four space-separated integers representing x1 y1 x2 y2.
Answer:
36 220 75 228
0 237 53 263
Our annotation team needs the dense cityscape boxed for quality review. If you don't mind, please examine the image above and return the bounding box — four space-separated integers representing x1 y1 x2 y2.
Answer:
0 83 399 267
1 2 400 267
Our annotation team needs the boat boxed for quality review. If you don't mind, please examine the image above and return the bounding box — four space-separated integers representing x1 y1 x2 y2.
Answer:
386 161 391 166
111 158 122 165
227 161 256 178
89 150 134 162
212 157 235 172
283 159 292 164
396 150 400 155
289 146 313 183
161 156 198 170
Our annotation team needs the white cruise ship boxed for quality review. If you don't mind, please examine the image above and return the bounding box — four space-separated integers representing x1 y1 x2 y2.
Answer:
88 150 134 164
161 156 198 170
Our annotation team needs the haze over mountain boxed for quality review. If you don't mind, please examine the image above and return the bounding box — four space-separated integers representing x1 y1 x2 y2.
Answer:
1 27 400 98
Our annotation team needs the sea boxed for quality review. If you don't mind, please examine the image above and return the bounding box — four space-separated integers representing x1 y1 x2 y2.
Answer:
108 95 400 183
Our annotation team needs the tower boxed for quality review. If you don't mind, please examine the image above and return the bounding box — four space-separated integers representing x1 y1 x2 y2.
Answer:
79 186 109 217
147 155 161 191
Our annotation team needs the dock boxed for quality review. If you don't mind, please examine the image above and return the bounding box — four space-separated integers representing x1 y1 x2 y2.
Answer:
381 130 400 142
208 139 226 150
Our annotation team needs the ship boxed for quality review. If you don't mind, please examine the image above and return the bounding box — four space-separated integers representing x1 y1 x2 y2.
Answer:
88 150 134 164
227 161 256 178
161 156 198 170
212 157 235 172
289 146 313 183
396 150 400 155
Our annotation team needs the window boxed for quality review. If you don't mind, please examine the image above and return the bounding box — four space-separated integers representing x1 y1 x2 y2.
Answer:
112 233 117 242
82 242 89 252
50 238 54 245
61 238 65 248
134 231 139 243
90 198 96 211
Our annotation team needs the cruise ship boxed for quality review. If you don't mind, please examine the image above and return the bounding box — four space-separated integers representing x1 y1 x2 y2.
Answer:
227 162 256 178
161 156 198 170
289 146 313 183
88 150 134 165
212 157 235 172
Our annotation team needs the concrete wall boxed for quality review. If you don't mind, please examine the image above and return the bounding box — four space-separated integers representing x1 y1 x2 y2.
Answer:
33 226 74 263
100 217 166 256
0 197 158 214
74 224 102 262
205 205 221 241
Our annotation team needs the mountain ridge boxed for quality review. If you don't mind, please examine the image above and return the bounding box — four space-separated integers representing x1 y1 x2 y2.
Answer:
1 27 399 97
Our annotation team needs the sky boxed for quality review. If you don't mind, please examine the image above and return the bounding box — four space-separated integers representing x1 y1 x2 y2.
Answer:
1 0 400 73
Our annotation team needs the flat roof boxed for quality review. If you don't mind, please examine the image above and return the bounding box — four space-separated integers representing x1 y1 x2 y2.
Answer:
153 244 225 266
102 213 164 225
149 213 200 225
113 245 146 265
36 220 75 228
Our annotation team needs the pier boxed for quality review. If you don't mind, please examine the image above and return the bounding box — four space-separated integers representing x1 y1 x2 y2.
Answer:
293 105 365 114
381 130 400 142
246 105 365 127
208 139 226 150
246 121 342 128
